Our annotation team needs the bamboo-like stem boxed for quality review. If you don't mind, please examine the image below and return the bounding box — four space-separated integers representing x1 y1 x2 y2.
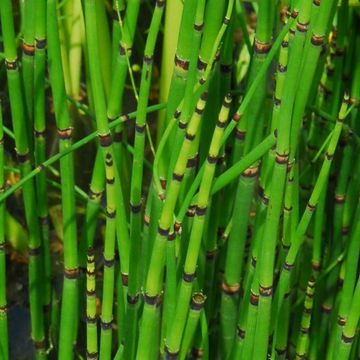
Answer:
47 0 79 357
0 1 46 357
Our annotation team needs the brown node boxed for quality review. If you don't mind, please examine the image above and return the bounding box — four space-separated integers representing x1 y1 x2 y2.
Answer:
275 152 289 164
341 333 354 343
235 129 245 140
101 319 113 330
35 38 46 49
174 55 189 71
33 339 46 350
64 267 79 279
144 293 158 305
250 291 259 306
237 327 246 339
242 166 258 177
259 285 273 297
58 127 72 140
334 194 345 204
296 21 309 33
5 59 18 70
183 271 196 283
22 42 35 56
28 246 41 257
121 273 129 286
194 22 204 31
338 316 346 326
222 282 240 295
311 34 324 46
254 40 271 54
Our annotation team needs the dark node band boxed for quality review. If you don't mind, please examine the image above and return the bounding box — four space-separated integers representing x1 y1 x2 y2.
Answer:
172 172 184 182
325 151 334 160
207 155 218 164
338 316 346 326
311 34 324 46
222 282 240 295
259 285 273 297
127 294 140 305
35 38 47 49
335 194 345 204
101 319 113 330
185 132 196 141
165 346 179 359
33 339 46 350
22 42 35 56
58 127 72 139
206 249 217 259
158 225 169 237
321 304 332 313
64 268 79 279
5 59 18 70
303 306 312 314
0 305 8 313
275 152 289 164
341 334 354 343
307 202 316 212
89 189 102 200
296 21 308 32
86 315 97 324
194 22 204 31
34 129 46 138
291 9 299 18
250 291 259 306
174 55 189 71
135 124 146 133
106 209 116 218
186 206 196 217
178 121 187 129
191 348 204 358
17 152 30 163
121 273 129 286
220 64 232 73
87 351 99 359
183 271 196 283
237 327 246 339
130 202 142 214
191 293 206 310
274 97 281 106
342 226 349 235
156 0 165 7
251 256 257 267
275 348 287 355
235 129 245 140
143 55 153 64
28 246 41 256
278 64 287 73
196 206 207 216
194 106 204 116
216 119 227 128
187 155 198 168
197 58 207 71
254 40 271 54
313 0 320 5
103 257 115 268
86 289 96 297
284 205 293 212
223 16 230 25
174 109 181 119
168 232 176 241
144 293 158 305
174 222 181 233
99 133 112 147
242 167 258 177
283 262 294 271
282 40 289 48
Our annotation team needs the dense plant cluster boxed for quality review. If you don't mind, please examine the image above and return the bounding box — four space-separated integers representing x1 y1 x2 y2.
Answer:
0 0 360 359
